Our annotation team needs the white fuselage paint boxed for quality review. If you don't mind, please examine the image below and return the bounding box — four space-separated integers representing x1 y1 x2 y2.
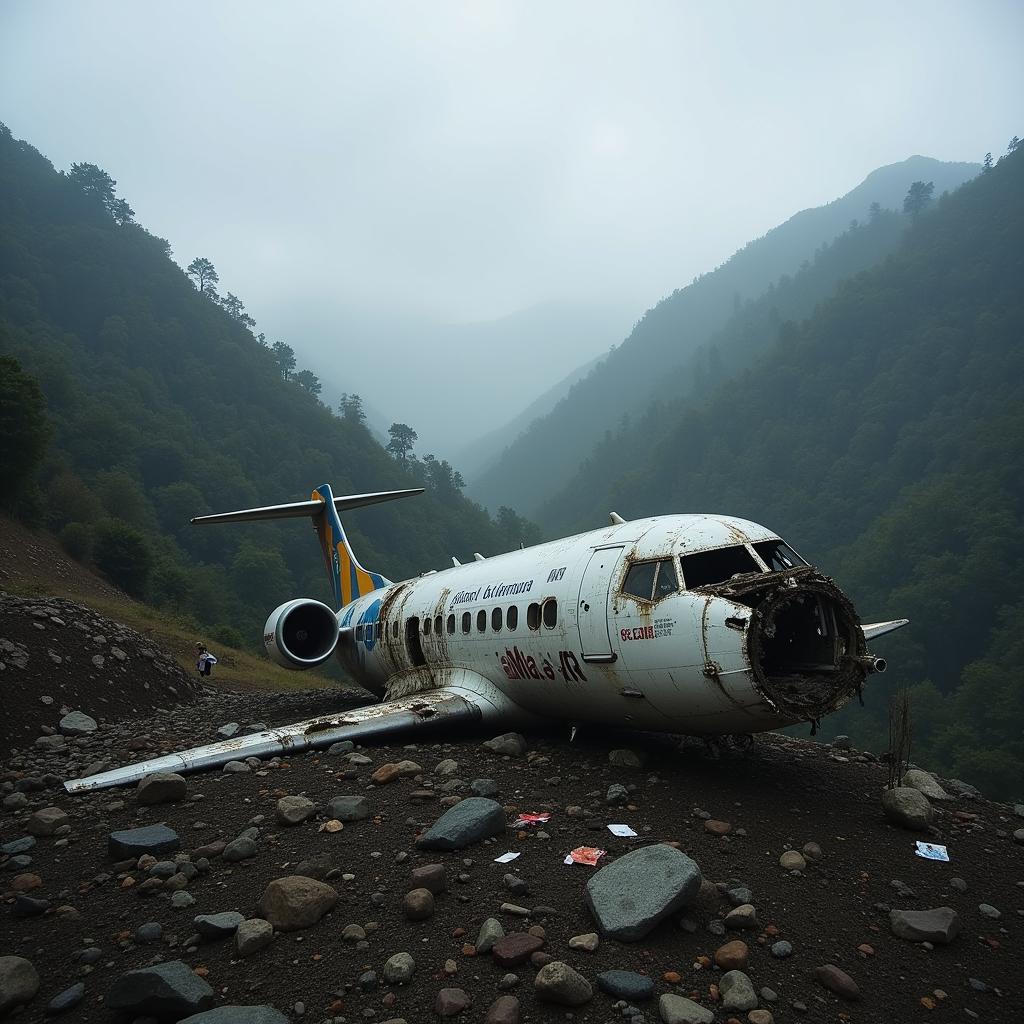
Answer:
331 514 813 736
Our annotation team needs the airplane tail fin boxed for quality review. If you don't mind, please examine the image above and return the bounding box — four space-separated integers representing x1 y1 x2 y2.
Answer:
191 484 423 609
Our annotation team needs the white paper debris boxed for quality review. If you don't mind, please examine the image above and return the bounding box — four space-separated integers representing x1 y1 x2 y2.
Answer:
914 841 950 862
494 851 521 863
607 823 638 837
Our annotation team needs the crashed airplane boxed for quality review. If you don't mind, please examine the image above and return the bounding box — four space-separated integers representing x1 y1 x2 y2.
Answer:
65 484 907 793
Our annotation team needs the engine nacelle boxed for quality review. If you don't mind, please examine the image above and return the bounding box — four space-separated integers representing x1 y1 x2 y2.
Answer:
263 598 339 669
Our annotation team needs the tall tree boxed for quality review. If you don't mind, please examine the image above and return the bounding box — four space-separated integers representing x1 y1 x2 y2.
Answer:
293 369 322 397
219 292 256 329
338 393 366 425
0 354 51 509
186 257 219 295
67 162 135 224
903 180 935 220
983 152 993 173
386 422 417 461
271 341 296 380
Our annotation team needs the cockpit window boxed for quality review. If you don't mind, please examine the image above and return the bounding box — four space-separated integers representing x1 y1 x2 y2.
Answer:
622 558 679 602
680 545 761 588
753 540 807 572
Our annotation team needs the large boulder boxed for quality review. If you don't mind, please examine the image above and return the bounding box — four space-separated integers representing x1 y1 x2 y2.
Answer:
258 876 337 932
901 769 953 801
0 956 40 1016
415 797 506 851
137 772 188 805
179 1008 288 1024
59 711 97 736
585 844 702 941
881 787 934 830
890 907 961 944
107 960 214 1020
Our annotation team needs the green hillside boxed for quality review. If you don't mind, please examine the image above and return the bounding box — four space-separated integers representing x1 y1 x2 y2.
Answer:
470 156 979 516
569 143 1024 797
0 124 538 648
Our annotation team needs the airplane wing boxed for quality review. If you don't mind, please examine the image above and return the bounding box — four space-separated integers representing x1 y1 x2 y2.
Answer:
862 618 910 641
64 675 527 794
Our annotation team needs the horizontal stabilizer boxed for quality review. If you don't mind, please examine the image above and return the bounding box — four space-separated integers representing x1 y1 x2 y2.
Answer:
862 618 910 641
191 488 423 525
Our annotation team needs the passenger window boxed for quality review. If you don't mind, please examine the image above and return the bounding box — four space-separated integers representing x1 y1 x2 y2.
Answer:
355 624 364 640
491 607 502 631
446 614 455 634
654 558 679 598
434 614 442 635
506 605 518 630
365 623 374 643
680 545 761 588
623 561 657 600
542 598 557 628
462 611 471 634
477 609 486 633
527 603 541 630
423 618 431 636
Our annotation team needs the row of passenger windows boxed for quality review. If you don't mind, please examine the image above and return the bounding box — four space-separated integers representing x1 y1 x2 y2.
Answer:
422 598 558 636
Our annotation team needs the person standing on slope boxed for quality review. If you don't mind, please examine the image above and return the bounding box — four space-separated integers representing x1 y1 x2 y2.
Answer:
195 642 218 678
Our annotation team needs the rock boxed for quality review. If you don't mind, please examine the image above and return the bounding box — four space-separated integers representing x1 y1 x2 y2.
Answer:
1 836 35 856
435 988 472 1017
26 806 68 837
258 876 337 931
294 854 333 880
801 841 823 862
136 921 163 943
171 891 196 909
720 970 757 1011
902 769 953 801
58 711 97 736
327 794 369 821
107 960 214 1019
108 824 180 859
779 850 806 872
770 940 792 958
606 783 629 805
415 797 506 850
813 964 861 1000
223 836 257 862
533 961 592 1006
194 912 245 939
608 748 645 768
383 952 416 984
492 933 544 967
435 758 459 775
223 760 250 773
658 993 714 1024
585 844 702 940
409 863 446 893
179 1007 289 1024
748 1010 774 1024
503 873 529 897
832 735 852 749
482 732 527 756
714 940 749 971
34 735 67 752
327 740 355 755
476 917 505 954
137 772 188 805
370 761 422 784
46 981 85 1014
724 904 759 930
978 904 1001 920
236 918 274 956
0 956 40 1015
568 931 599 952
470 778 499 797
704 819 731 835
946 777 980 799
889 907 961 944
596 970 654 1001
482 994 521 1024
402 887 435 921
217 722 240 738
275 795 316 825
881 787 934 830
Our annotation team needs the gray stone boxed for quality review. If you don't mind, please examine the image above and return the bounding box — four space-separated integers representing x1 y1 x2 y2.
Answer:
596 970 654 1001
476 917 505 954
889 907 961 944
658 993 714 1024
107 960 214 1019
832 735 852 750
137 772 188 805
771 940 793 958
46 981 85 1014
585 844 702 941
724 904 759 930
608 748 645 768
222 836 257 862
236 918 274 956
415 797 506 850
26 806 68 837
217 722 240 738
881 787 934 830
978 904 1000 920
34 735 67 752
275 795 316 825
179 1008 288 1024
258 876 337 931
0 957 40 1015
482 732 527 756
902 769 953 801
108 824 180 859
194 912 245 939
223 760 250 773
59 711 97 736
470 778 499 797
482 994 521 1024
327 740 355 755
136 921 163 943
1 836 35 855
533 961 592 1006
327 794 369 821
606 783 629 805
945 778 981 799
779 850 806 872
720 970 757 1011
383 952 416 984
435 758 459 775
435 987 472 1017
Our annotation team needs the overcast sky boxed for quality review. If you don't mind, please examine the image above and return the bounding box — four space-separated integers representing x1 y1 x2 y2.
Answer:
2 1 1022 444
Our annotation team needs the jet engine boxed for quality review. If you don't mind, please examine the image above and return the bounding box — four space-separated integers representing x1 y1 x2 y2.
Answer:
263 598 339 669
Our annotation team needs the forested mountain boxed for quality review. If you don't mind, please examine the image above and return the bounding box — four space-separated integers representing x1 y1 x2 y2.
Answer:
564 143 1024 797
470 156 979 516
0 125 538 647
